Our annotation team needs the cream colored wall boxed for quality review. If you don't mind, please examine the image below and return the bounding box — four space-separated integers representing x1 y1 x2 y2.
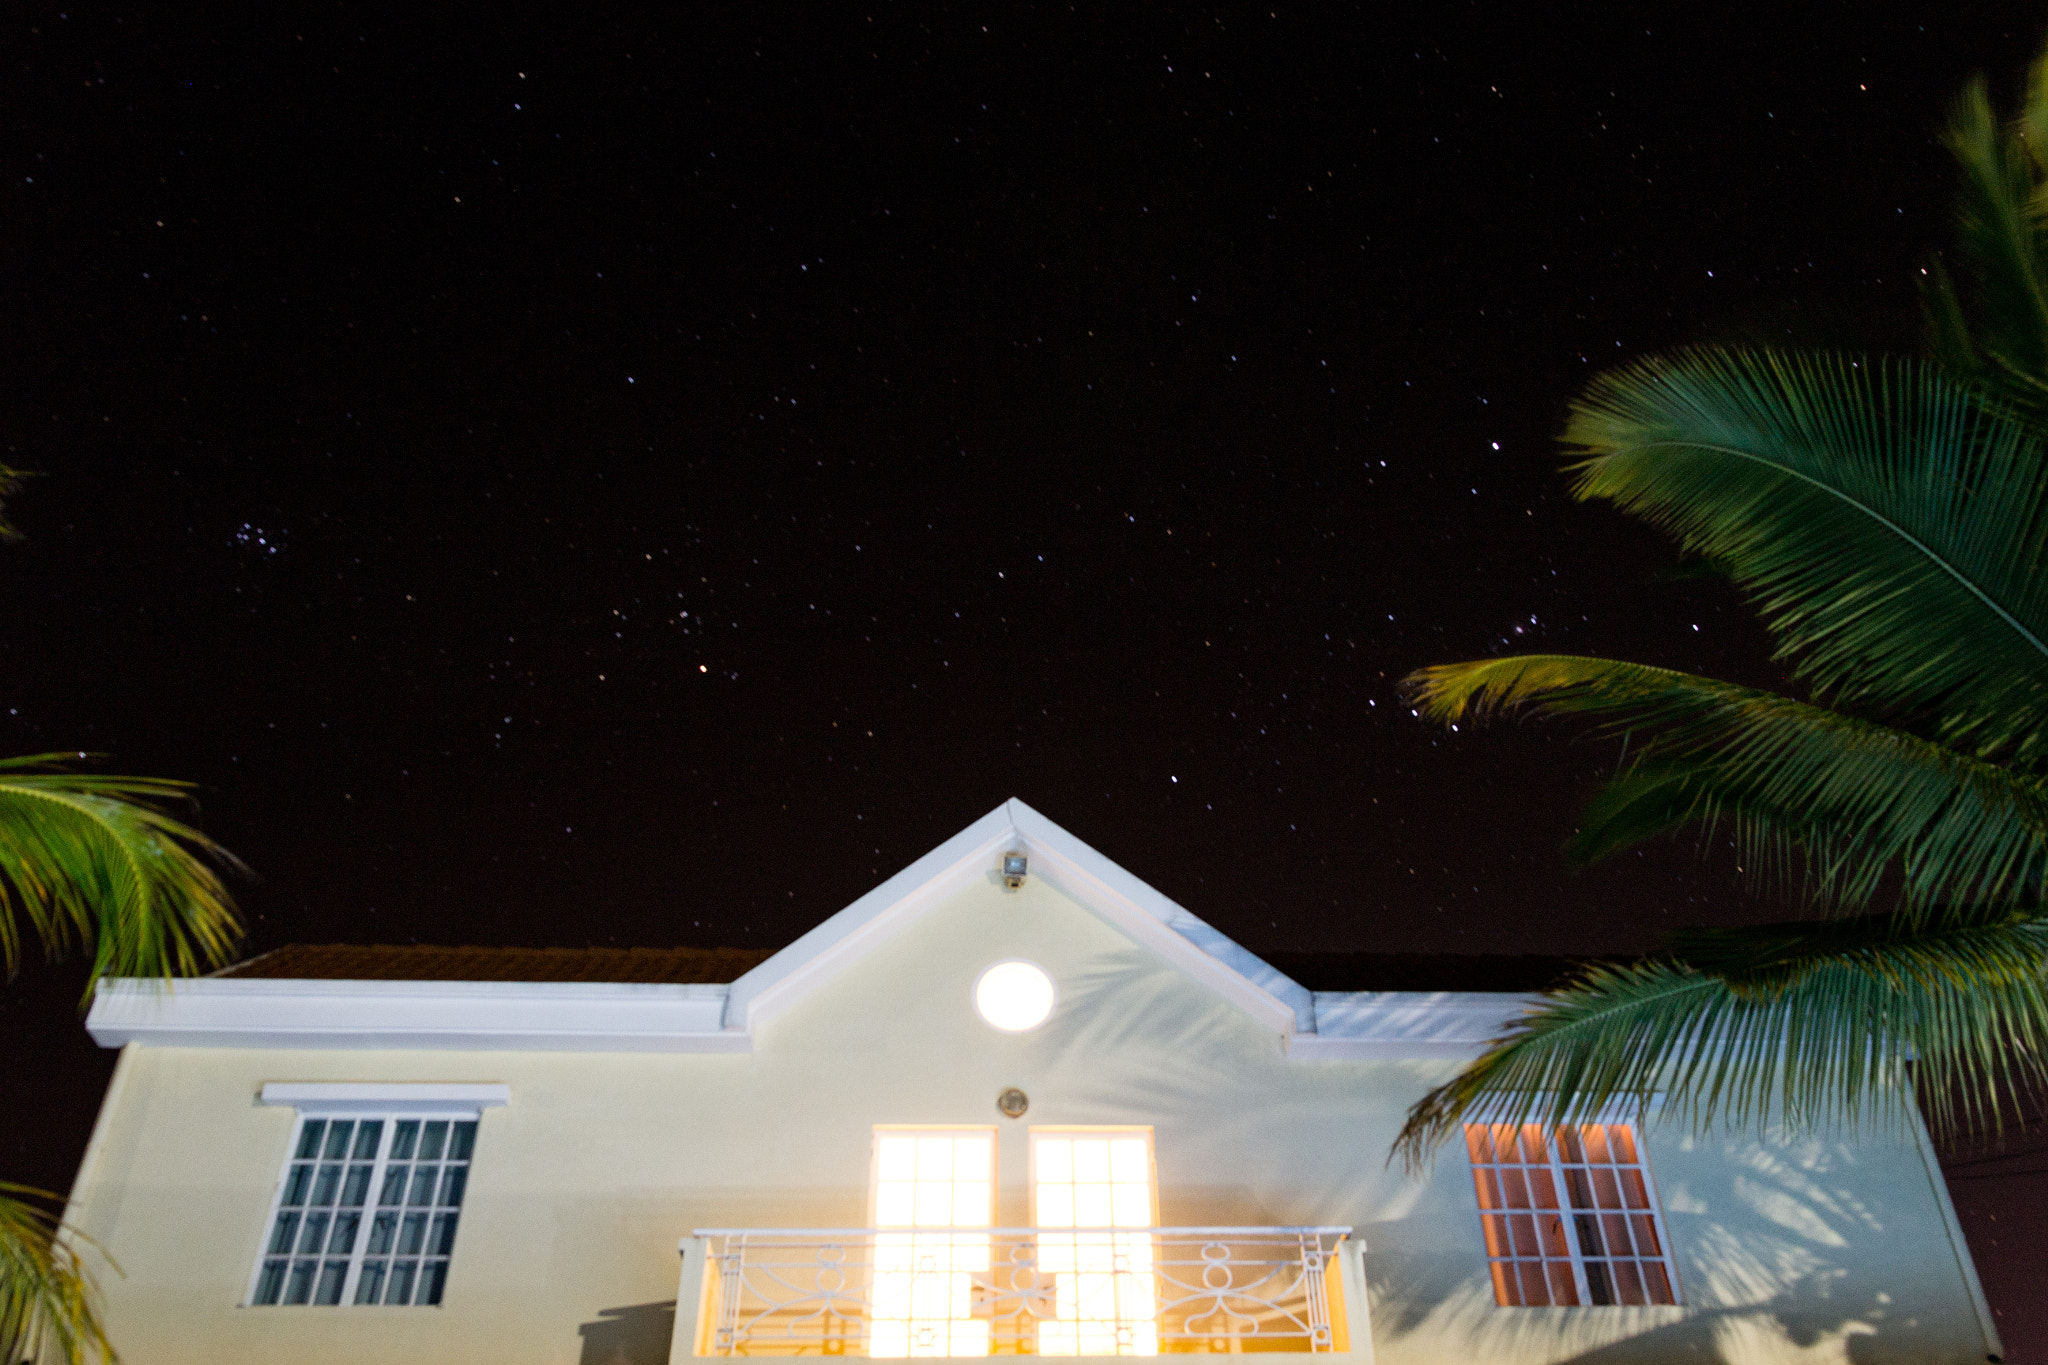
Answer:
68 872 1996 1365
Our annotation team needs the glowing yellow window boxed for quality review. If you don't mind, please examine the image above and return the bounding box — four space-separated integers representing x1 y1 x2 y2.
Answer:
1032 1130 1158 1356
871 1129 995 1358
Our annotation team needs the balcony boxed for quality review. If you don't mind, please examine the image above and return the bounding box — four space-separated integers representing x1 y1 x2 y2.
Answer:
681 1227 1355 1358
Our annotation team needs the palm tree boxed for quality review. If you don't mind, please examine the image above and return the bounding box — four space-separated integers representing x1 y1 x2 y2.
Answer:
0 471 244 1361
1393 55 2048 1168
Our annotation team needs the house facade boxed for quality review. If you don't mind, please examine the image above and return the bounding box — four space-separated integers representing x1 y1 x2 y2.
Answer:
68 801 2002 1364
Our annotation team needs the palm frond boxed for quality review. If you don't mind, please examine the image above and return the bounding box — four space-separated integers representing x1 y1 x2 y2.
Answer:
0 756 245 992
1939 77 2048 390
1392 907 2048 1171
1405 654 2048 912
1564 349 2048 764
0 1184 114 1365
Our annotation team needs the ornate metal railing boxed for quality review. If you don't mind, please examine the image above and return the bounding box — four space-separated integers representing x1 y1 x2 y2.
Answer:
693 1227 1350 1356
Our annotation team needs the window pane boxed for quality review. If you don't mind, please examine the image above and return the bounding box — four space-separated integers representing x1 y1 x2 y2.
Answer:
386 1260 417 1306
341 1165 373 1207
1584 1261 1615 1306
298 1212 331 1256
419 1259 450 1306
409 1166 439 1206
367 1211 397 1255
399 1212 428 1256
380 1165 408 1206
285 1259 317 1305
420 1121 448 1162
281 1165 312 1207
315 1261 348 1306
1544 1261 1579 1307
354 1260 387 1305
329 1211 361 1255
295 1122 326 1160
1487 1260 1516 1306
322 1122 354 1161
391 1121 419 1161
268 1212 301 1256
353 1121 384 1160
311 1164 342 1207
439 1166 468 1208
1582 1126 1613 1164
429 1212 460 1256
448 1121 476 1161
255 1260 287 1305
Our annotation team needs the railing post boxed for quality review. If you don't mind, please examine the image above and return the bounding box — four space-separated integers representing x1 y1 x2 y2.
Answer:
1334 1237 1376 1365
670 1234 717 1362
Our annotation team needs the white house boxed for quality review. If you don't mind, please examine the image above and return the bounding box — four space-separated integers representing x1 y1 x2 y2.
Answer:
66 800 2002 1364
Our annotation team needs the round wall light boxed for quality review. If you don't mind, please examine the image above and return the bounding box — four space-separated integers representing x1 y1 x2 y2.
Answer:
974 960 1057 1032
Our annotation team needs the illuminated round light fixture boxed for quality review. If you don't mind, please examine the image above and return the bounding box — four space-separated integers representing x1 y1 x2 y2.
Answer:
974 960 1056 1032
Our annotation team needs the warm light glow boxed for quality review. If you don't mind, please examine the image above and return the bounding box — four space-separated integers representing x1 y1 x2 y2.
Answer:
871 1131 993 1357
1033 1132 1158 1356
973 961 1056 1032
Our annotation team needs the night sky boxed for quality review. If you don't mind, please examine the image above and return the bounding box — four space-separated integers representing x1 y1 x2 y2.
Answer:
2 0 2044 1352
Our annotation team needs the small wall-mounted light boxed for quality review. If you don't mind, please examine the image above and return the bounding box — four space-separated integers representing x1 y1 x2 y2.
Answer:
1001 851 1029 890
997 1088 1030 1119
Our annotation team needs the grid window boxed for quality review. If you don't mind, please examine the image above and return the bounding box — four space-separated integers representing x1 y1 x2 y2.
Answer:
1465 1122 1677 1308
1032 1130 1158 1356
869 1129 995 1357
250 1114 478 1308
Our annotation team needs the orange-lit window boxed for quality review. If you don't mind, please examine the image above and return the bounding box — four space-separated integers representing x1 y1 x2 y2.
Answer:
1031 1129 1158 1356
870 1129 995 1357
1464 1123 1678 1307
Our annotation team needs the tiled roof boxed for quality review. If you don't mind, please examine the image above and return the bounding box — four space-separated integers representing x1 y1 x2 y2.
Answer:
1265 952 1621 994
217 943 1609 993
214 943 776 984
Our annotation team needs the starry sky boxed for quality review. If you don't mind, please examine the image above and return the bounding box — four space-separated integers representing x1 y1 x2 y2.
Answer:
3 0 2045 1350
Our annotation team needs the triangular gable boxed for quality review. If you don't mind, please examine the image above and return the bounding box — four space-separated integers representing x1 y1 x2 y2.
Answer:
720 799 1314 1039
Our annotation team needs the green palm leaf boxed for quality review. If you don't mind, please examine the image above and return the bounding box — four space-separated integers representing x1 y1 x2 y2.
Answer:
1565 349 2048 763
1408 654 2048 912
1393 907 2048 1170
0 755 245 991
1933 74 2048 394
0 1185 113 1365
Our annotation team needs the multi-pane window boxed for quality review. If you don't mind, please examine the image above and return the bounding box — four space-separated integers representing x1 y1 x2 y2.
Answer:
250 1114 478 1308
1464 1122 1677 1308
1032 1130 1158 1356
869 1129 995 1357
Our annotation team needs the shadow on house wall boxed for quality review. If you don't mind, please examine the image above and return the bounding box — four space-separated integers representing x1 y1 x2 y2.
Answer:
578 1301 678 1365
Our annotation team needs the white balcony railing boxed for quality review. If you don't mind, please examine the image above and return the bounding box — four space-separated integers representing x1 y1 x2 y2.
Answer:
692 1227 1352 1357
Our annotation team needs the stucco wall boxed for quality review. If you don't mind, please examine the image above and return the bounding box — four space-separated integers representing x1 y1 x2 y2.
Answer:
66 872 1997 1364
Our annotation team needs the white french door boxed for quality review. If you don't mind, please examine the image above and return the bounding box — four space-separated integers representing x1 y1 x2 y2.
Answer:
869 1129 995 1357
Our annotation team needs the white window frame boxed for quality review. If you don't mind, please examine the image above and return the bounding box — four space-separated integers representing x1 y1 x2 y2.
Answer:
244 1084 506 1309
1028 1126 1160 1357
867 1126 998 1358
1463 1115 1681 1308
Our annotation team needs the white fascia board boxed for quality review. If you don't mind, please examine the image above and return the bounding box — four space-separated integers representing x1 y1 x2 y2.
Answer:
1007 801 1307 1036
1286 991 1532 1060
259 1082 511 1113
722 803 1022 1033
85 978 745 1052
724 800 1305 1040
